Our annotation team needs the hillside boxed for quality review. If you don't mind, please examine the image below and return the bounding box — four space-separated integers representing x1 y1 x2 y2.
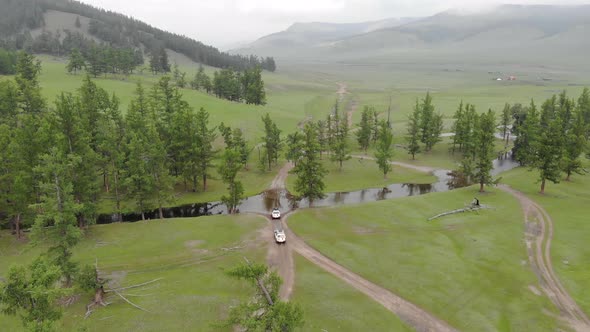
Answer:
0 0 275 71
235 17 417 57
241 4 590 67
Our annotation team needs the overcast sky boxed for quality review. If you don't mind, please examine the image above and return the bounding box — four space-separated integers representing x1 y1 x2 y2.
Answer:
78 0 589 49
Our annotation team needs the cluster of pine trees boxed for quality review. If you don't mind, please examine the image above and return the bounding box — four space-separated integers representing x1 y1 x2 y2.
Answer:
0 47 17 74
405 93 445 159
0 0 277 72
449 103 498 191
511 90 589 193
67 45 144 76
0 53 251 239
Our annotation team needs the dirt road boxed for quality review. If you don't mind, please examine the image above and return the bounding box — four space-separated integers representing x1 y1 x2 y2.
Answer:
350 154 437 173
282 214 457 332
264 162 296 300
336 82 357 128
498 185 590 331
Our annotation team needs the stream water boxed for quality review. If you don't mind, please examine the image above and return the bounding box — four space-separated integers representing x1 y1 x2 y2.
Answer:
96 154 520 224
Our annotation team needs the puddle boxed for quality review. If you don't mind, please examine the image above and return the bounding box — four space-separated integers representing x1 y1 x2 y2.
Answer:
97 154 520 223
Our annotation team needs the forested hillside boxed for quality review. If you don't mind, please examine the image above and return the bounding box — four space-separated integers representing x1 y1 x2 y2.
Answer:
0 0 276 71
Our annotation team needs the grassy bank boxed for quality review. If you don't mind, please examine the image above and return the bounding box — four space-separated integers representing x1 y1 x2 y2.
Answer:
0 215 266 331
288 186 560 331
502 162 590 315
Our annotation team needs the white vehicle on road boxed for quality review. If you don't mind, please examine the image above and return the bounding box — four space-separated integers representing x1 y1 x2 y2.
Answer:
271 208 281 219
274 229 286 244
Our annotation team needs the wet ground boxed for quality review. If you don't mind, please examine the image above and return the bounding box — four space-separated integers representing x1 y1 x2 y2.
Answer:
97 154 520 224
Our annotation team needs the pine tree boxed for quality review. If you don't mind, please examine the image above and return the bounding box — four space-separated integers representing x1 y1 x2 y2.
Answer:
405 100 421 160
75 16 81 28
330 108 351 170
562 109 587 181
0 257 64 332
536 115 565 194
66 48 85 74
15 51 45 114
356 106 372 153
261 113 282 171
474 109 497 192
31 148 83 286
195 107 217 190
418 93 443 151
293 123 327 205
375 120 394 178
316 120 327 159
513 100 540 165
285 131 304 166
218 148 244 214
500 103 511 143
451 101 465 154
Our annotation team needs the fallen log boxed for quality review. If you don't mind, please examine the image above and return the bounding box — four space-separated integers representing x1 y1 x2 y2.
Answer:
428 205 493 221
105 278 164 293
244 257 274 306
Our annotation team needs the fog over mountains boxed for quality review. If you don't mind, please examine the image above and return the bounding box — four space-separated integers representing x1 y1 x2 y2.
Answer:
236 4 590 65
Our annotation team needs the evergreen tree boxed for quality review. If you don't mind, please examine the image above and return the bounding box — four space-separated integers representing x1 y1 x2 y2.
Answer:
356 106 372 153
31 148 83 286
261 113 282 171
218 148 244 214
405 100 421 160
241 66 266 105
232 128 250 169
223 261 304 331
75 16 81 28
535 115 565 194
173 104 201 192
316 120 328 159
451 101 465 154
124 85 155 220
562 109 587 181
0 257 64 332
53 92 100 228
330 108 351 170
66 48 85 74
195 107 217 190
285 131 304 166
578 88 590 138
513 100 540 165
293 123 327 204
375 120 394 178
500 103 511 143
474 109 497 192
15 51 45 114
418 93 443 151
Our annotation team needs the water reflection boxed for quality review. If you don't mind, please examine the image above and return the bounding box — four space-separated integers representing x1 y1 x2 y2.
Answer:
97 154 519 224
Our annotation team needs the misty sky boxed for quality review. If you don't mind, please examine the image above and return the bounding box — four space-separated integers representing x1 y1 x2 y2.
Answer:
78 0 589 49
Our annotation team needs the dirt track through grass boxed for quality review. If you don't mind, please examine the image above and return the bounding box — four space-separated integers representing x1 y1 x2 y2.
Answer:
498 185 590 332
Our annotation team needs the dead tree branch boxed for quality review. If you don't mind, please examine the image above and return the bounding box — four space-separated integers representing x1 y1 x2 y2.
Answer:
243 257 274 306
112 288 152 313
105 278 164 293
428 205 494 221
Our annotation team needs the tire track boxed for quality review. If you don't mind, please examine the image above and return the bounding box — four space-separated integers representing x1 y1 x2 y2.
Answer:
283 213 457 332
498 185 590 331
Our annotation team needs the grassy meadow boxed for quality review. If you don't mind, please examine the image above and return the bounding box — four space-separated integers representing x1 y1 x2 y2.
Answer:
0 215 267 331
288 185 561 331
502 160 590 315
291 254 413 331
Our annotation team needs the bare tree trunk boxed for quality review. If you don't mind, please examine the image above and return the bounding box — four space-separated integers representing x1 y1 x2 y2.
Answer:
566 170 572 181
479 182 485 192
113 169 122 222
540 178 546 194
15 214 21 239
202 173 207 191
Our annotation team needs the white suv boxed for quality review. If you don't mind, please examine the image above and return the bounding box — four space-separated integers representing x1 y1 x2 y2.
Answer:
271 208 281 219
274 229 286 244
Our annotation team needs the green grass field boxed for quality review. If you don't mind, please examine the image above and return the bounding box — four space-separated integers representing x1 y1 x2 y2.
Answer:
502 161 590 316
0 215 266 331
291 254 412 332
288 186 560 331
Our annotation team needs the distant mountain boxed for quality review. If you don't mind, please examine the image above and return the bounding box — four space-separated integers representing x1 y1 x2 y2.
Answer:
235 17 418 56
239 5 590 65
0 0 274 71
